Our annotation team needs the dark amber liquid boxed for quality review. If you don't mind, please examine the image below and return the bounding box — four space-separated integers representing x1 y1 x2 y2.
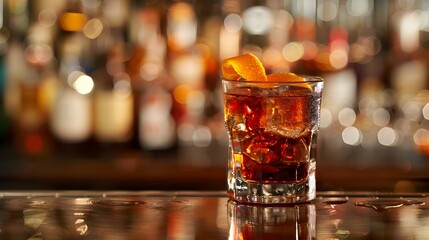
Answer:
225 89 315 183
241 154 309 183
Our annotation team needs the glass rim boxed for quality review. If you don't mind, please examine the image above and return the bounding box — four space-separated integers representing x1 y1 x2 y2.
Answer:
221 75 324 84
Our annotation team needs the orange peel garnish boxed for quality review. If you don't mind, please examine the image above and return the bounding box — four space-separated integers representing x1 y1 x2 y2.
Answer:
266 72 311 90
221 53 311 89
221 53 267 81
266 72 303 82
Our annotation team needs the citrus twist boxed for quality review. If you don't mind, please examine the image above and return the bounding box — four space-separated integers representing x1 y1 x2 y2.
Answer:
221 53 267 81
222 53 311 90
221 53 311 89
266 72 311 89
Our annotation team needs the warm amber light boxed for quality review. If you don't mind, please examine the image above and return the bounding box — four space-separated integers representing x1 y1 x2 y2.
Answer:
329 48 348 69
168 2 194 21
173 84 192 105
60 12 86 32
283 42 304 62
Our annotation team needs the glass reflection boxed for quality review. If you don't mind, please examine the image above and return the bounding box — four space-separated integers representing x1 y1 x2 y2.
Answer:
227 200 316 239
0 194 429 239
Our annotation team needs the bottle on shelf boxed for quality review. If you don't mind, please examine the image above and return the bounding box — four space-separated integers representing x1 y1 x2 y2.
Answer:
49 0 94 157
127 4 178 152
10 22 56 158
50 35 93 145
92 40 134 147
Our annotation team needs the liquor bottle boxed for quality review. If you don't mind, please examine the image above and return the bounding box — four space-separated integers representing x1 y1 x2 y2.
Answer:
0 1 22 151
14 66 53 158
50 0 93 151
92 41 134 145
127 4 178 152
386 1 428 155
138 84 176 151
90 0 134 149
167 2 209 147
50 35 93 145
9 21 57 158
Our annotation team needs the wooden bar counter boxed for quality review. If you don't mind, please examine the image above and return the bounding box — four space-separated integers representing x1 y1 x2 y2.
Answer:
0 191 428 239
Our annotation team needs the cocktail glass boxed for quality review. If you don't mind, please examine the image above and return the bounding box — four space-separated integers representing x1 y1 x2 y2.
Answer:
223 76 323 204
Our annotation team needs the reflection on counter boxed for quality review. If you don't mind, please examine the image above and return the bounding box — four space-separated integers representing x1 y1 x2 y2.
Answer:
0 0 428 190
228 200 316 239
0 192 428 239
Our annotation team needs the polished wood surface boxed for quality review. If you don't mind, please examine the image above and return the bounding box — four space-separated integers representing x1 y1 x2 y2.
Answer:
0 191 428 239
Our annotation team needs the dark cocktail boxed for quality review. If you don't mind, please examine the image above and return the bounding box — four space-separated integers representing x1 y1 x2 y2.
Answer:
222 53 323 204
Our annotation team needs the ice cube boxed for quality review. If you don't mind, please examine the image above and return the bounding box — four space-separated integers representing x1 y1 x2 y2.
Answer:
281 138 309 163
264 95 311 138
243 98 264 131
242 155 279 175
243 132 281 164
245 147 279 164
225 93 264 131
230 123 251 153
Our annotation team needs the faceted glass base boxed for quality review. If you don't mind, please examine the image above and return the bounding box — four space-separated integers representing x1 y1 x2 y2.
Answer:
228 168 316 204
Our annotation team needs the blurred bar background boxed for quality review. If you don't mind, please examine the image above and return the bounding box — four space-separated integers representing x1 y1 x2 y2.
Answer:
0 0 428 191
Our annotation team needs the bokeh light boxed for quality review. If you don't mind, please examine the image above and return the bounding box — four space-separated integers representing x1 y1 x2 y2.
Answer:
242 6 273 35
403 102 421 121
60 12 86 32
342 126 362 146
224 14 242 33
346 0 371 17
377 127 399 146
373 108 391 127
414 128 429 146
320 108 333 128
338 107 356 127
38 8 57 27
173 84 192 105
283 42 304 62
193 126 212 147
317 1 338 22
178 123 195 144
422 103 429 120
329 48 348 69
83 18 104 39
72 74 94 95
